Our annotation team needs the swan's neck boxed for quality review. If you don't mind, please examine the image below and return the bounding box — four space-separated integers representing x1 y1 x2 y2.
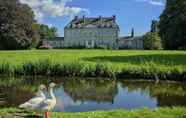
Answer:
49 87 56 100
38 90 46 99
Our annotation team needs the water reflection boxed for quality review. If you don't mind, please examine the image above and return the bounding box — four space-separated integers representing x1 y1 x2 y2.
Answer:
121 81 186 107
0 77 186 112
63 80 117 103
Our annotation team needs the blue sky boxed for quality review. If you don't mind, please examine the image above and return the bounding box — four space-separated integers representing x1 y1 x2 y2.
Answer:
19 0 165 36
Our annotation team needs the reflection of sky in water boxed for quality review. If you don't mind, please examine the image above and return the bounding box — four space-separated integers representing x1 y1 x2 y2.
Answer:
2 79 186 112
53 86 86 112
114 84 157 109
52 83 157 112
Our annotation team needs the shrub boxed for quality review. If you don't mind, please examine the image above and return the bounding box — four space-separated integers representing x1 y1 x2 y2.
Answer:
143 32 162 50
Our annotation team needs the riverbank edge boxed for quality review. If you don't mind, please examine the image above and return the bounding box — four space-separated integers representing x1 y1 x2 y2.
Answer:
0 107 186 118
0 60 186 81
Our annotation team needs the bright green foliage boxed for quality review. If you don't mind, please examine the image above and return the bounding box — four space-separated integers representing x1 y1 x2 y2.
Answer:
159 0 186 50
143 32 162 50
0 0 39 49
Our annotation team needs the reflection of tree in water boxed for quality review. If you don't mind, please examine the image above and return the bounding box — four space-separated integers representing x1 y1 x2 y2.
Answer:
63 79 118 104
0 76 54 108
120 80 186 107
0 87 34 107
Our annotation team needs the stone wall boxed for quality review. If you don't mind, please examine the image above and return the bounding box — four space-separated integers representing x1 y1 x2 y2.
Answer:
43 40 64 48
118 37 144 49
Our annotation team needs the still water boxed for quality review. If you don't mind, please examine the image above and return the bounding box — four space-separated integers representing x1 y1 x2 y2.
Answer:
0 77 186 112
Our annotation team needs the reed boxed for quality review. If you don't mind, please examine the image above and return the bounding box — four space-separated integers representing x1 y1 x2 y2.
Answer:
0 59 186 80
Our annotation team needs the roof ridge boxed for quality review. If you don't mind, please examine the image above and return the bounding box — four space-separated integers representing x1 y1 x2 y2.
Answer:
65 15 119 29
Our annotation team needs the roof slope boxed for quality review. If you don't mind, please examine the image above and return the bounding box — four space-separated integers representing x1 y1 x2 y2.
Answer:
65 16 119 29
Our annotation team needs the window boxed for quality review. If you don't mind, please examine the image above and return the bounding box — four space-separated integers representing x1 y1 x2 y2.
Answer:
88 40 92 45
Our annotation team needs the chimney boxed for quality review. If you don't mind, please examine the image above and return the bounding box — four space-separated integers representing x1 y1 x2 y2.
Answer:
74 16 78 20
99 15 102 21
99 15 103 27
131 28 134 38
113 15 116 21
83 15 86 23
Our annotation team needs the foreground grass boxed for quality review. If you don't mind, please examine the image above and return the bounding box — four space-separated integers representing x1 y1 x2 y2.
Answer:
0 107 186 118
0 50 186 80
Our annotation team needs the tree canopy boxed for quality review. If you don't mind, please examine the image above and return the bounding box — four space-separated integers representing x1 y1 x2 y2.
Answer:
159 0 186 50
33 24 58 48
0 0 39 49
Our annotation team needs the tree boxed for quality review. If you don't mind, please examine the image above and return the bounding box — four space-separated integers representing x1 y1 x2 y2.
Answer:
33 24 58 40
33 24 58 47
0 0 39 49
143 32 162 50
159 0 186 50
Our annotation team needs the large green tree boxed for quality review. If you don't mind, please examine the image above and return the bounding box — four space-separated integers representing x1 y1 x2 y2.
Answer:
159 0 186 50
0 0 39 49
33 24 57 40
33 24 58 48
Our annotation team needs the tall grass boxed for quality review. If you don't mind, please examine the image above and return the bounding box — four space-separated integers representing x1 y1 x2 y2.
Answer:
0 60 116 78
0 59 186 80
119 62 186 80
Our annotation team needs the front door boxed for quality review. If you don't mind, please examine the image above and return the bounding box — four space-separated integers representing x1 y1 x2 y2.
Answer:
85 40 94 48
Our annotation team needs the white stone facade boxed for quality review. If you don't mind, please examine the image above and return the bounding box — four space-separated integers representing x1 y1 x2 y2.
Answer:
64 16 119 49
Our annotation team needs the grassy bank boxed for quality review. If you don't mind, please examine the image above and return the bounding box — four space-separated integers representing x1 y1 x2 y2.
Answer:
0 60 186 80
0 107 186 118
0 50 186 80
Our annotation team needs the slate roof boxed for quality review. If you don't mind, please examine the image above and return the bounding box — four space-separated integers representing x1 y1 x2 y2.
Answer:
65 16 119 29
47 37 64 41
119 36 143 41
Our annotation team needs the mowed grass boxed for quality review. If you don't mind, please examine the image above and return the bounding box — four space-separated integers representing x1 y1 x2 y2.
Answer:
0 49 186 79
0 107 186 118
0 49 186 69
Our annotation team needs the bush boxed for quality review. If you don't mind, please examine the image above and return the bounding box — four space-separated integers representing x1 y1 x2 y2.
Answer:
143 32 162 50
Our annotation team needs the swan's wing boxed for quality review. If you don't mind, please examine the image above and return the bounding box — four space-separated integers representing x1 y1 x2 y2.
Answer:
27 97 45 105
19 97 45 109
43 99 53 105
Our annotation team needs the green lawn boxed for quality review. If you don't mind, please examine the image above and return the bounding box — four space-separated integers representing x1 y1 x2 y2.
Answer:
0 49 186 69
0 107 186 118
0 49 186 79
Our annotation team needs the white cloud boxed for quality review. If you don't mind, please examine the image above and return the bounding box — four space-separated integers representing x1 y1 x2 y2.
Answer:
19 0 89 22
135 0 165 6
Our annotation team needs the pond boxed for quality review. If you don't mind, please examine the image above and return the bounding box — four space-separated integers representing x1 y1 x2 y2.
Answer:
0 76 186 112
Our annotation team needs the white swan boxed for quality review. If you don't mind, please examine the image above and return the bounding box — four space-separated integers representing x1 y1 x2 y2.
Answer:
42 83 57 112
19 84 46 110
